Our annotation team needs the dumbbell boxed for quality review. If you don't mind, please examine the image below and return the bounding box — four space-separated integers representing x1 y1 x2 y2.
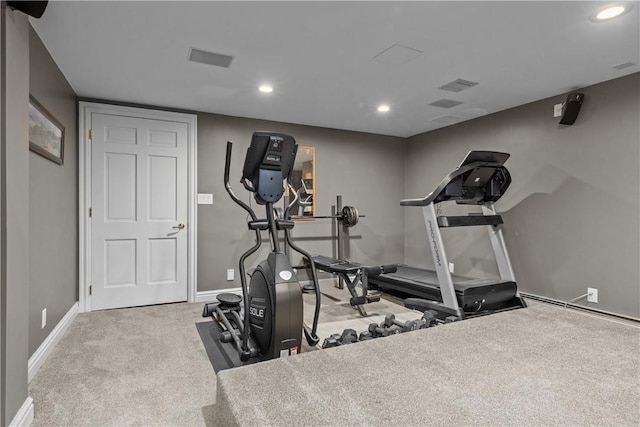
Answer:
341 329 358 345
368 322 402 338
421 310 438 328
382 313 418 332
412 318 428 329
358 331 374 341
321 333 343 349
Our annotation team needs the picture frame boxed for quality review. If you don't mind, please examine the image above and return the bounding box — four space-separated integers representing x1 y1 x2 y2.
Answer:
29 95 64 165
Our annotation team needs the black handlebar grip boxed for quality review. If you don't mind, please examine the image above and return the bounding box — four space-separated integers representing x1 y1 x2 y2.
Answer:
364 266 382 276
381 264 398 274
364 264 398 276
224 141 233 187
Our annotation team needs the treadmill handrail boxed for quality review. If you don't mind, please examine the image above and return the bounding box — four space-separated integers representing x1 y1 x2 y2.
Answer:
401 159 510 206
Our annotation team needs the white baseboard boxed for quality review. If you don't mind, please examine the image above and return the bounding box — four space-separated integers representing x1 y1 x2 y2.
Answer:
520 292 639 322
28 302 79 383
8 396 34 427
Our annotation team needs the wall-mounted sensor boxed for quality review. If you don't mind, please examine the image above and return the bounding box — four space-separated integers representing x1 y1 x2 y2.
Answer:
559 93 584 125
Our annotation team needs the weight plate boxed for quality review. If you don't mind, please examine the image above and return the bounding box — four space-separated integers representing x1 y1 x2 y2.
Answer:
341 206 359 227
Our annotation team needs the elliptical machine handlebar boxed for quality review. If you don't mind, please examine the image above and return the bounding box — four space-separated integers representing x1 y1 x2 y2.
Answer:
283 182 321 347
225 141 258 221
284 183 299 219
225 141 263 359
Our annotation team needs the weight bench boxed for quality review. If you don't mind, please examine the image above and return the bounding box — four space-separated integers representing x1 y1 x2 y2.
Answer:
311 255 397 316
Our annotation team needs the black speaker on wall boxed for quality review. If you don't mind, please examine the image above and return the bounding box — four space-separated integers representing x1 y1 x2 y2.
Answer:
7 1 49 18
559 92 584 125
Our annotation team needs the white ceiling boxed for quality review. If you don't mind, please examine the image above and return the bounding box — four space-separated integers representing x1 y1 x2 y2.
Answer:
31 1 640 138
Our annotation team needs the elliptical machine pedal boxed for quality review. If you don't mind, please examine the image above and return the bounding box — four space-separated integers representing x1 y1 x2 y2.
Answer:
217 293 242 307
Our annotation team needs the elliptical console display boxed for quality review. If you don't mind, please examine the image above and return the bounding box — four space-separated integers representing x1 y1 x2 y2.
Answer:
241 133 296 203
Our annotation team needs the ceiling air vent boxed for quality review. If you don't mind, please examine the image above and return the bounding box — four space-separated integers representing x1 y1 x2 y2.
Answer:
429 115 461 125
188 47 234 68
373 44 422 66
429 99 463 109
438 79 479 92
612 62 635 70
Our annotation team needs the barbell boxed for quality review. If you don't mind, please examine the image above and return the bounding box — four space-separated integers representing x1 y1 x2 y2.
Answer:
274 205 365 228
311 205 364 228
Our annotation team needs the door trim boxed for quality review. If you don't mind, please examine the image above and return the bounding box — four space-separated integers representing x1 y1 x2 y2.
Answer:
78 102 197 312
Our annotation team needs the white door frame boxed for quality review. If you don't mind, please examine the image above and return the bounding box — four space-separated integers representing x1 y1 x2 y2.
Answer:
78 101 197 313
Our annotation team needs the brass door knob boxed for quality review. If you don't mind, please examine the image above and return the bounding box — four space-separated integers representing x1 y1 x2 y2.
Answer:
173 222 186 230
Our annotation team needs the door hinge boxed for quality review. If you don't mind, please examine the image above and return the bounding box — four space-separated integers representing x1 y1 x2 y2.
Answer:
89 207 92 217
89 285 92 296
89 129 93 140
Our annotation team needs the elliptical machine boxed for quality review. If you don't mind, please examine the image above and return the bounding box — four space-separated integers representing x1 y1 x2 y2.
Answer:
203 132 321 362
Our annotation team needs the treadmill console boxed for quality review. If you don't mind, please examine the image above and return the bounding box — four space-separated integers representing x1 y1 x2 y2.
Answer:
458 150 510 167
401 150 512 206
437 151 511 205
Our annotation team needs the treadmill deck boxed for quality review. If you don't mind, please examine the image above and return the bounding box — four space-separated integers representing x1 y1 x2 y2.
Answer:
368 265 518 311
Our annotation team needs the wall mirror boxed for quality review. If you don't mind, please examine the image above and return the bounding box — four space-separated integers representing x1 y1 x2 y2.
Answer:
289 145 315 219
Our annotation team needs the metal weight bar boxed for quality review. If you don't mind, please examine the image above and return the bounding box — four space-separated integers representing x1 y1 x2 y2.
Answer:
276 203 362 227
309 205 364 228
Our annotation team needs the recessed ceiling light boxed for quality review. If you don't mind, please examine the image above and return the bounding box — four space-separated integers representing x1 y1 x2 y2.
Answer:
597 5 625 19
591 3 631 21
377 104 390 113
259 85 273 93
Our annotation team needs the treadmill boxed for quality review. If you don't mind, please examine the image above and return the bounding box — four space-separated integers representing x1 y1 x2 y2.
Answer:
368 151 527 319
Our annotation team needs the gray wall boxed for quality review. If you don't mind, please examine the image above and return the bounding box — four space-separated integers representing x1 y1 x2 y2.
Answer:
0 5 4 419
197 114 405 291
28 26 78 357
1 4 4 420
405 73 640 318
0 5 30 425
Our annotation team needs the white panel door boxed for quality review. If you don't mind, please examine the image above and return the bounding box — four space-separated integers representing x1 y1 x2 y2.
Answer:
91 113 188 310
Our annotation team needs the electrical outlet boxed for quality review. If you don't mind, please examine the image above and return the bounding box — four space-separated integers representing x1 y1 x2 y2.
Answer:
449 262 455 274
41 308 47 329
587 287 598 303
226 269 235 281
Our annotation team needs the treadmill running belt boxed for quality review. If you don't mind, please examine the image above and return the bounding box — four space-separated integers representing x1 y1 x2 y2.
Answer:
368 265 518 311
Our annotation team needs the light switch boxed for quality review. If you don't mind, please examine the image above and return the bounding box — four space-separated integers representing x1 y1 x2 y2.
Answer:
198 193 213 205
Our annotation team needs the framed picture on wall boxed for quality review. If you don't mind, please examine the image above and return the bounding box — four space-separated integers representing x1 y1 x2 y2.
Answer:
29 95 64 165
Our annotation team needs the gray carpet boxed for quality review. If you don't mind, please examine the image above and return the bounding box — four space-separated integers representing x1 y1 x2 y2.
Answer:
28 281 639 426
28 278 409 426
28 303 216 427
215 301 640 426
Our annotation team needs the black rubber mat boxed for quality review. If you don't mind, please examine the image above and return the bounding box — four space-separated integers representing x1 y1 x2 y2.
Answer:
195 321 264 373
